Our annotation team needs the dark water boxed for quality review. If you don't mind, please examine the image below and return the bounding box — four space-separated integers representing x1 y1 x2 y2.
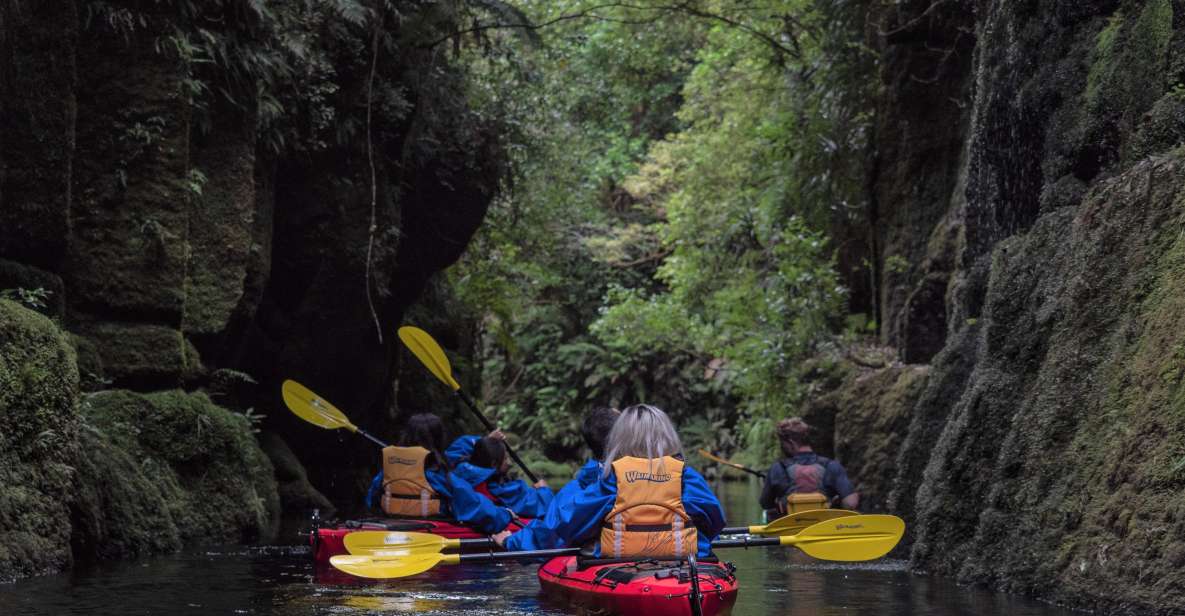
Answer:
0 481 1079 615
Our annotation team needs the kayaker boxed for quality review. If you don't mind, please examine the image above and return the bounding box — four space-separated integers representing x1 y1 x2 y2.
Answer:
443 428 505 465
567 405 621 494
759 417 858 519
494 404 725 559
453 435 553 518
497 406 620 550
364 413 515 534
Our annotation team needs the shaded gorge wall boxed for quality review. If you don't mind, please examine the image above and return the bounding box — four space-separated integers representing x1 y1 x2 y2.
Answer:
806 0 1185 612
0 0 503 580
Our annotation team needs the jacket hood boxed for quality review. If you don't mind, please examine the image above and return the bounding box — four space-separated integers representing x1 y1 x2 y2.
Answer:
453 461 497 486
576 458 603 488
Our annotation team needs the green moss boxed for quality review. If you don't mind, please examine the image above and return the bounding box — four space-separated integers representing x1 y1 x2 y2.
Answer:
1086 1 1174 117
824 362 930 513
71 322 203 384
1085 13 1124 104
0 299 80 582
73 390 280 554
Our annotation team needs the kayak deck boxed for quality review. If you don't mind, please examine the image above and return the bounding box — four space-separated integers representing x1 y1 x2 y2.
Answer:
311 519 488 564
538 555 738 616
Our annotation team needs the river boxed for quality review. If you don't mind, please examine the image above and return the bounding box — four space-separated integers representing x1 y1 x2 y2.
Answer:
0 480 1079 615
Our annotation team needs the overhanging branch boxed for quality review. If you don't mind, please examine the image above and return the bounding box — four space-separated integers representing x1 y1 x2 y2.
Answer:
424 0 808 60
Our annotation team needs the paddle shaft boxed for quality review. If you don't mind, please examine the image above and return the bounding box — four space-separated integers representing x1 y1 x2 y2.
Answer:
720 525 762 535
725 463 765 479
455 389 539 483
445 536 787 564
354 428 389 448
700 449 766 478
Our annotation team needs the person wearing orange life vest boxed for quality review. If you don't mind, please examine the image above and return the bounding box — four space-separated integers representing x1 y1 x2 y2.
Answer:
364 413 515 534
493 404 725 559
759 417 858 520
451 435 553 518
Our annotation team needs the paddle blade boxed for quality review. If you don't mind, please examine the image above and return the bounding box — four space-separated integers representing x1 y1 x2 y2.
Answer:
281 380 356 431
344 531 453 555
787 514 905 562
759 509 860 536
330 553 451 579
398 326 462 391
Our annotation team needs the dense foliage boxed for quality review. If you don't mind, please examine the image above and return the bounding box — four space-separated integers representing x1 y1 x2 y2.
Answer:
451 0 875 465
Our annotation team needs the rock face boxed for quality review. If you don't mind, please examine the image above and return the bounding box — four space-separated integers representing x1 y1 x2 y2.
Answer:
0 3 501 579
0 300 80 582
809 1 1185 612
71 390 280 561
0 301 277 582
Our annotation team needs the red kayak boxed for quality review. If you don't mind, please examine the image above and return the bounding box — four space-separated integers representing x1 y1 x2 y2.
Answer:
538 555 738 616
311 519 487 564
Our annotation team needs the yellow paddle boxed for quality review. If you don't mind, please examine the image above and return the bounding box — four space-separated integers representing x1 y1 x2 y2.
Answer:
281 380 389 448
343 509 862 556
330 514 906 578
343 530 491 555
698 449 767 479
720 508 859 536
397 326 539 483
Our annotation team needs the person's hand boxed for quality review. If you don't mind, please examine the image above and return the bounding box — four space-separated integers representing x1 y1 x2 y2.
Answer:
492 529 512 547
488 429 506 441
533 479 549 489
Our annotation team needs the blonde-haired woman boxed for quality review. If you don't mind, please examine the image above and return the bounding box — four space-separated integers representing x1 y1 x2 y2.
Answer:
494 404 725 559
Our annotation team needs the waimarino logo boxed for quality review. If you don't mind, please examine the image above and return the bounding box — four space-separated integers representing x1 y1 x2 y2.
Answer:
624 470 672 483
835 523 864 530
387 457 417 465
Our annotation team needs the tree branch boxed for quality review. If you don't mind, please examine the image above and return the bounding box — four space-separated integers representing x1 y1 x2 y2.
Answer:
423 0 807 60
878 0 951 38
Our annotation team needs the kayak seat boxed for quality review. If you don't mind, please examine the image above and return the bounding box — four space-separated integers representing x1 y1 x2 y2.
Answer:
576 541 723 565
573 559 735 588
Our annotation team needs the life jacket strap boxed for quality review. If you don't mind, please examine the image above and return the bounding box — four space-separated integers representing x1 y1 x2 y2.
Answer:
601 522 677 532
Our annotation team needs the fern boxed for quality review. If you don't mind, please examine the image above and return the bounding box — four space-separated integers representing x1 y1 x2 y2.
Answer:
326 0 373 27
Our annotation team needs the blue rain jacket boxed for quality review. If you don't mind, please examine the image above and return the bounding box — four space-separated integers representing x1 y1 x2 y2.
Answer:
364 465 512 535
503 458 601 551
445 435 481 465
505 460 725 557
451 461 555 519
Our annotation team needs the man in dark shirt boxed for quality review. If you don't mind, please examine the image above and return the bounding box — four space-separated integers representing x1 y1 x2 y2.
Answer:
758 417 859 520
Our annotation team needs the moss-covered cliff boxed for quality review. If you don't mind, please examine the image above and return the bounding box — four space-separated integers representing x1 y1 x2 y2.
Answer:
804 0 1185 612
0 300 79 581
0 0 505 580
0 301 278 582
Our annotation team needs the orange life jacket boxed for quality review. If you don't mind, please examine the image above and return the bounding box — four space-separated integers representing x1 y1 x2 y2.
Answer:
781 458 830 513
599 456 697 559
380 446 442 517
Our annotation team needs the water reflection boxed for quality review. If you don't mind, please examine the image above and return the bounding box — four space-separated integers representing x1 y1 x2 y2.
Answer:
0 480 1078 615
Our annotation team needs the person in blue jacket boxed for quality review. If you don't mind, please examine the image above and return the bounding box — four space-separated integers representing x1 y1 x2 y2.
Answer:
452 435 553 518
498 406 619 550
364 413 514 534
494 404 725 558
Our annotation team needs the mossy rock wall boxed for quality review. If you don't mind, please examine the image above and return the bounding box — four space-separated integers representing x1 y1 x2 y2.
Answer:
810 1 1185 612
0 300 80 582
72 390 280 560
811 364 930 516
0 298 280 581
0 1 502 517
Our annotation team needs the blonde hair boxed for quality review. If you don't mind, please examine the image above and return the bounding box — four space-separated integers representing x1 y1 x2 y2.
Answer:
602 404 683 477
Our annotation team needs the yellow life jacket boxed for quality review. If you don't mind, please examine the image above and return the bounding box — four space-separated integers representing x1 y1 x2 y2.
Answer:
380 446 442 517
599 456 697 559
785 492 830 513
